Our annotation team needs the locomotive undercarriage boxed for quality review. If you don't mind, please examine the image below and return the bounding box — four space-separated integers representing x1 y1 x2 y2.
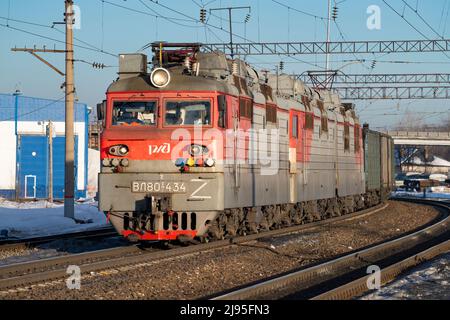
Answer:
207 192 382 241
106 189 387 242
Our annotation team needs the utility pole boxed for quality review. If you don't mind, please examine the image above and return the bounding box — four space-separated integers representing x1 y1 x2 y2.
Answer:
209 6 251 59
64 0 75 219
325 0 332 71
11 1 77 219
47 121 54 203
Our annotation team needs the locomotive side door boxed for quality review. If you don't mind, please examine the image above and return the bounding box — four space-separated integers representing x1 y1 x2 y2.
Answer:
289 110 299 203
230 96 240 189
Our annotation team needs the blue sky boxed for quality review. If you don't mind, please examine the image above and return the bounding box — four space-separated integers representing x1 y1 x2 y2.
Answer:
0 0 449 129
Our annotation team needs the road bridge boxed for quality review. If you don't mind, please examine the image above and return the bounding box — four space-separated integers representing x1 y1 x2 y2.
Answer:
384 131 450 146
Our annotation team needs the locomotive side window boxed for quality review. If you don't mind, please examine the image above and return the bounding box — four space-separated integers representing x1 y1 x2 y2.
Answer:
112 101 157 126
239 98 253 120
354 125 360 153
164 100 211 126
292 115 298 139
266 104 277 123
217 95 227 128
344 123 350 151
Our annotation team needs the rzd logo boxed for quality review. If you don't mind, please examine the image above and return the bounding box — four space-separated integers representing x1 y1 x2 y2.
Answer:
149 143 171 155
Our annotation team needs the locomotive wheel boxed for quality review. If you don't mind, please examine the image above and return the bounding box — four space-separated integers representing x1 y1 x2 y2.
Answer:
208 223 224 240
208 212 227 240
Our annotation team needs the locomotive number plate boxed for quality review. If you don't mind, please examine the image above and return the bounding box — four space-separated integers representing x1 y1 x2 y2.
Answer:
131 181 186 193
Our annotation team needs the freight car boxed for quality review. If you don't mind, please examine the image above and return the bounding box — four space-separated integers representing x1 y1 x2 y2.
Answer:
97 43 395 242
363 128 395 206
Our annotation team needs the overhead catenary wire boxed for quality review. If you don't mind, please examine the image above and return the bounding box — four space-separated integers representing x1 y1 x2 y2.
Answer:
271 0 330 21
0 17 117 58
75 59 116 69
137 0 203 29
382 0 450 60
382 0 430 39
102 0 200 24
0 15 100 52
131 0 325 69
401 0 446 40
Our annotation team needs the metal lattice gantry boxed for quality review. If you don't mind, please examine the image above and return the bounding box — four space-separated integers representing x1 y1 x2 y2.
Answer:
297 73 450 85
335 86 450 100
202 39 450 55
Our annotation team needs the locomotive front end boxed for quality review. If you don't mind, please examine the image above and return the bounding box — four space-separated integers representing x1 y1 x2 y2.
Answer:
98 49 227 242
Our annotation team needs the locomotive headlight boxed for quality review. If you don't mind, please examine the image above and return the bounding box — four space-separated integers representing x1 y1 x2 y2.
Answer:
188 144 209 157
150 68 171 88
120 158 129 167
109 144 129 156
118 145 129 156
204 158 215 167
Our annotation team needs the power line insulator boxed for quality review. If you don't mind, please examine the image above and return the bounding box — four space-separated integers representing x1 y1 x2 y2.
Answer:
279 61 284 72
332 6 338 20
371 60 377 69
92 62 106 69
245 13 251 23
200 8 207 23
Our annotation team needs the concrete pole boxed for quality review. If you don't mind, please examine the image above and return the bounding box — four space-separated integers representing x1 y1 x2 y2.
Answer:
325 0 331 71
64 0 75 219
228 8 234 59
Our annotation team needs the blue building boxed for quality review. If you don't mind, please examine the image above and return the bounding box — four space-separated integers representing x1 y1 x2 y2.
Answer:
0 93 89 200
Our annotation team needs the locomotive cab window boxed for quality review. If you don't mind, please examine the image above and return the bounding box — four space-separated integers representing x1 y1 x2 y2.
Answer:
112 101 157 126
165 100 211 126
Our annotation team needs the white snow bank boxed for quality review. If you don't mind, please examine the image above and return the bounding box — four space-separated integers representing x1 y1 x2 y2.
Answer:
0 198 109 239
361 253 450 300
392 190 450 199
411 156 450 167
430 156 450 166
429 174 448 181
88 148 100 197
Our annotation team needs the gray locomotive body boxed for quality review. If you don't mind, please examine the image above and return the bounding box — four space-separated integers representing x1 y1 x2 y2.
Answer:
98 48 395 241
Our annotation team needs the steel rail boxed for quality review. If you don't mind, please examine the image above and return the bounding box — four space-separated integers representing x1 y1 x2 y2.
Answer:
0 226 117 251
312 239 450 300
210 199 450 300
0 203 389 291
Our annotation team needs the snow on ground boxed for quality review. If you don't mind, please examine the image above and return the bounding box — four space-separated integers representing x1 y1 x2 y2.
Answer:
0 198 109 239
392 190 450 200
429 174 449 182
361 253 450 300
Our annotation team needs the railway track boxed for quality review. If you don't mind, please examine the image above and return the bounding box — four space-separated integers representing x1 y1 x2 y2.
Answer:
0 226 117 251
210 198 450 300
0 202 389 292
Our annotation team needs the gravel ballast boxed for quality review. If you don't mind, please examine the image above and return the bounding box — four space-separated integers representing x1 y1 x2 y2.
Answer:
0 201 441 300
